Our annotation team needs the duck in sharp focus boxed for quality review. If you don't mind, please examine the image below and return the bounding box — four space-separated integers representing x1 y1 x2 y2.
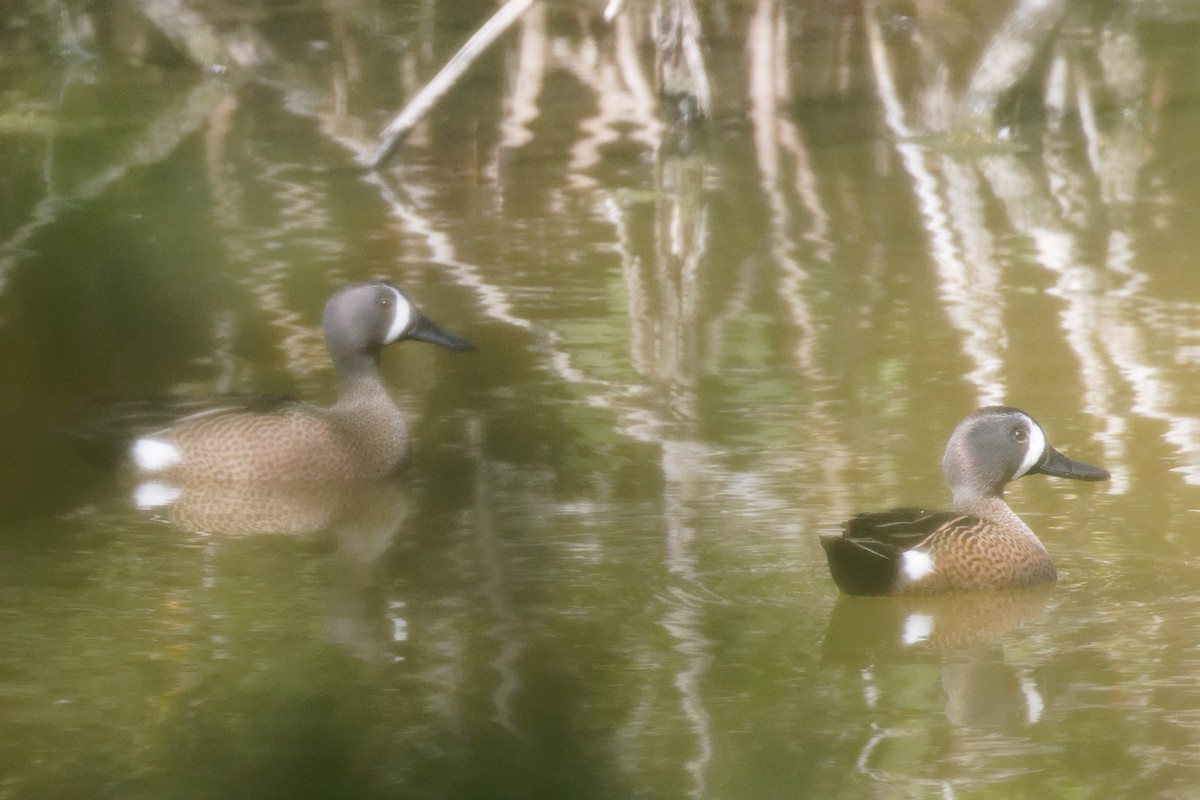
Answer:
131 282 474 483
820 406 1109 596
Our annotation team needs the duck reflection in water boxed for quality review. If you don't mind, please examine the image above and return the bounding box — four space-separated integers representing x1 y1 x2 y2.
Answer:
822 587 1054 727
139 478 414 662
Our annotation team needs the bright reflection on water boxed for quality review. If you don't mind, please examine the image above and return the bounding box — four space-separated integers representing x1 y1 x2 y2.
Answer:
5 0 1200 798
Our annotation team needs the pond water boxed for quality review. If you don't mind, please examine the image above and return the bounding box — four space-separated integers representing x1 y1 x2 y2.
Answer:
4 1 1200 798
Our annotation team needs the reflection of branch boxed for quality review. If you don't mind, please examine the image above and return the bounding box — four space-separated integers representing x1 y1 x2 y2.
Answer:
368 174 533 334
1041 39 1200 487
1070 25 1145 207
864 0 1008 405
0 81 232 293
749 0 818 368
978 19 1158 491
200 93 343 382
977 153 1130 491
957 0 1070 127
1103 304 1200 486
567 16 663 187
137 0 273 70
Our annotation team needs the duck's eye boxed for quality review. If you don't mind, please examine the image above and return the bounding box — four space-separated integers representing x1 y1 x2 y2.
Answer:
379 296 392 308
1013 427 1028 444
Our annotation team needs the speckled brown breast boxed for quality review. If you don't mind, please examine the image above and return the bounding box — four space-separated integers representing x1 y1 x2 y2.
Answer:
154 397 410 482
901 518 1057 595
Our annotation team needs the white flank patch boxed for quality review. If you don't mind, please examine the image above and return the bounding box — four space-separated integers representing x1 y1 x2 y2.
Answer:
901 549 935 583
902 613 934 645
1014 414 1047 478
131 437 182 472
133 481 182 509
385 285 413 343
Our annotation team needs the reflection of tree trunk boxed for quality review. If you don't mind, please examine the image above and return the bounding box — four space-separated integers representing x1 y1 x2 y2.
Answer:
864 0 1009 405
655 0 712 125
747 0 852 513
635 149 707 410
497 3 547 151
661 440 713 800
957 0 1071 127
467 418 524 737
651 145 713 798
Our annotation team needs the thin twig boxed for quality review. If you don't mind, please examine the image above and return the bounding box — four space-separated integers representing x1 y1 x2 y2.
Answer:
369 0 538 170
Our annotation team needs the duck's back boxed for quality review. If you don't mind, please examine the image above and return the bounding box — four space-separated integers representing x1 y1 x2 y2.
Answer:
135 392 410 482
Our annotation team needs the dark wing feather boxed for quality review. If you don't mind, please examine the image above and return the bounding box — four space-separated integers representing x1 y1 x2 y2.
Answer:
820 508 977 596
842 507 971 551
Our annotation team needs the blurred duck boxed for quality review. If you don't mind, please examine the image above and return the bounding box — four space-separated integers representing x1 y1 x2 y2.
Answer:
131 282 474 483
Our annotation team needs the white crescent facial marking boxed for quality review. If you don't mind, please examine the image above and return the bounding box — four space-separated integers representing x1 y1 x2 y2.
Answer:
384 285 413 344
901 549 935 583
1014 415 1047 479
132 437 181 472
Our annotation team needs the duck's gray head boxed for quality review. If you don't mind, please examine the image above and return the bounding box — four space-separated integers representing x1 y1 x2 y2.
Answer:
322 282 474 381
941 406 1109 504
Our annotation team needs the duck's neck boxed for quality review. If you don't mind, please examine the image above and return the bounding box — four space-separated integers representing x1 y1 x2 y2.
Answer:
330 351 401 413
953 493 1043 544
332 370 398 412
327 364 410 476
331 349 380 392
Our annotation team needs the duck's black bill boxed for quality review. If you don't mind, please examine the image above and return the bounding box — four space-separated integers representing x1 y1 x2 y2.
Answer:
1033 447 1110 481
409 315 476 351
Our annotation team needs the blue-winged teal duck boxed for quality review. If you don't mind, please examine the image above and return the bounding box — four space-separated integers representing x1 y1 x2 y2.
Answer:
820 406 1109 595
131 282 474 482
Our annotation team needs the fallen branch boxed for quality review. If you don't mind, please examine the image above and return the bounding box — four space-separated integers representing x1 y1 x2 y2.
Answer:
369 0 538 170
